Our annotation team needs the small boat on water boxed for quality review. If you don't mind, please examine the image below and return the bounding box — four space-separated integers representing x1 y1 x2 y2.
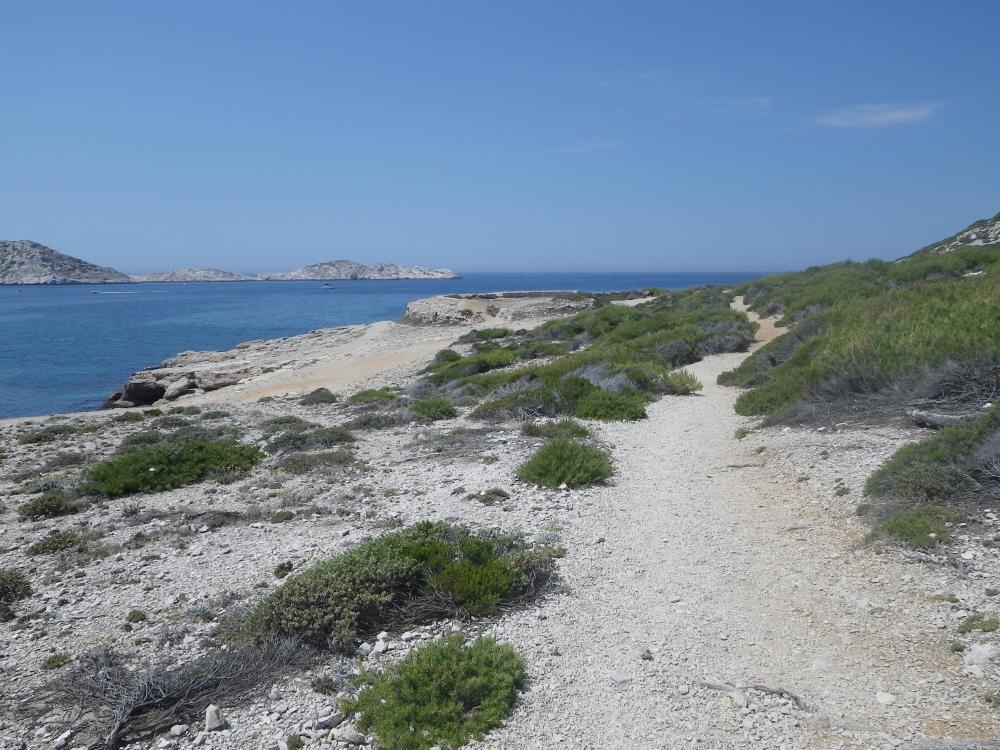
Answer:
322 283 336 289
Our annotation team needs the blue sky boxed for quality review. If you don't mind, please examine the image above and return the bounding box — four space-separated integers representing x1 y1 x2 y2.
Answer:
2 1 998 274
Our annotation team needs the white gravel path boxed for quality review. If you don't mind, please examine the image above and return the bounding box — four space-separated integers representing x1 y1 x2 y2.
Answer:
476 349 1000 749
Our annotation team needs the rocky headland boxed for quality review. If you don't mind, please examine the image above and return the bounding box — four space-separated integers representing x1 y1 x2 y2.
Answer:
0 240 131 285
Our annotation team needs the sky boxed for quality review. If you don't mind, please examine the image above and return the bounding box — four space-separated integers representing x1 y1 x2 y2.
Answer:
1 1 998 274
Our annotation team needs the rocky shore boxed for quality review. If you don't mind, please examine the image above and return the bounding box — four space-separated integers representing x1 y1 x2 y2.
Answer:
103 293 595 409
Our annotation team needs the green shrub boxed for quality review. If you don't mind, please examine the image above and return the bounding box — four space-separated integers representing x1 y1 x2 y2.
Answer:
344 635 525 750
958 613 1000 634
112 411 146 424
88 440 262 497
573 390 647 420
41 653 72 670
348 388 398 405
409 399 457 422
26 529 92 556
0 568 32 603
276 450 354 475
267 427 355 453
169 406 202 415
864 411 999 504
18 423 99 445
270 510 295 524
300 387 338 405
345 412 408 430
517 438 613 489
200 410 231 420
151 415 191 429
285 735 304 750
274 561 294 579
521 419 591 440
18 489 84 521
429 348 518 384
244 522 555 649
429 349 462 368
126 609 148 624
664 369 703 395
261 415 317 436
874 505 961 548
473 327 511 341
311 674 337 694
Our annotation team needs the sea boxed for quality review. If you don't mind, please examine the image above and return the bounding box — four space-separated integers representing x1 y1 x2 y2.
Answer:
0 272 763 419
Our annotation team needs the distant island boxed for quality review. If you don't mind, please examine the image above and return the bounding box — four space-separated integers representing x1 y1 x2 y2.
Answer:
129 268 257 283
257 260 460 281
0 240 461 284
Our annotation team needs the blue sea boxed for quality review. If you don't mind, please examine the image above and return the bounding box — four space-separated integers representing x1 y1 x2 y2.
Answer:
0 272 763 419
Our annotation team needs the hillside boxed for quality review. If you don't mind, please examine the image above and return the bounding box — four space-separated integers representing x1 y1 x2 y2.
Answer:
720 207 1000 548
130 268 256 282
0 240 131 284
259 260 460 280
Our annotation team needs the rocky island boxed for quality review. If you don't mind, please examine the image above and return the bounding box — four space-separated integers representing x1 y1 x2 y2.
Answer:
0 241 460 284
130 268 257 282
258 260 460 281
0 240 131 284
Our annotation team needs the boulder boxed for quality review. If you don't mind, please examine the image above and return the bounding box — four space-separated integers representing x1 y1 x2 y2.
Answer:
121 373 166 406
204 705 226 732
163 376 195 400
196 371 241 391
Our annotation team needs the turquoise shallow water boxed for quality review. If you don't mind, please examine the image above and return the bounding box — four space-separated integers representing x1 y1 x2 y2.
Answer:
0 272 763 419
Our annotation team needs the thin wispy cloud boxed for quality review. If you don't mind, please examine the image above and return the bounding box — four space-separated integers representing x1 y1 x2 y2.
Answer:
558 139 622 155
814 102 941 128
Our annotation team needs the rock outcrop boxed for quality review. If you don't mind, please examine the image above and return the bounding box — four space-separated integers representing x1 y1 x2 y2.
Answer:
0 240 131 284
130 268 256 282
404 292 595 325
259 260 460 281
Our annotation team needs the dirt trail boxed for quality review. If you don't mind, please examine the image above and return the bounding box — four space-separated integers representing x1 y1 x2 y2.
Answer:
481 317 997 748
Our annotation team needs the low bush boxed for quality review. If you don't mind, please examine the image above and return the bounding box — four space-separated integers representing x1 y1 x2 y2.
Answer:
200 410 231 420
267 427 355 454
151 415 191 430
664 369 703 395
26 529 93 556
521 419 591 440
409 399 457 422
873 505 961 548
300 387 338 405
573 390 647 421
18 489 85 521
344 635 525 750
0 568 32 603
262 415 315 432
49 639 306 749
169 406 202 415
345 412 408 430
865 411 999 506
88 440 262 497
112 411 146 424
348 388 398 405
517 438 613 489
276 450 354 475
42 653 72 670
18 422 99 445
244 522 556 649
126 609 148 624
470 327 511 341
271 510 295 523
